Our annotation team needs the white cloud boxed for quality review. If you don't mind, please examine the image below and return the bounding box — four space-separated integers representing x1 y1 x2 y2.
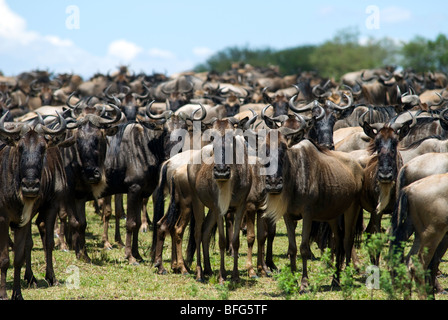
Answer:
381 6 412 24
107 39 143 62
0 0 196 77
148 48 176 60
192 46 214 58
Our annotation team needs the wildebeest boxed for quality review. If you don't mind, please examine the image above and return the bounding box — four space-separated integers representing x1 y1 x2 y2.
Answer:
289 91 353 150
359 116 415 263
391 173 448 299
0 112 72 300
57 93 122 261
186 114 257 283
263 125 364 292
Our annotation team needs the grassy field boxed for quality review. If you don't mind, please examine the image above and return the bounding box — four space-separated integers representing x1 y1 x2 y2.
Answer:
4 197 448 301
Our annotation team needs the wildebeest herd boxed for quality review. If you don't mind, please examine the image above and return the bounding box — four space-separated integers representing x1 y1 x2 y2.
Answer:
0 65 448 299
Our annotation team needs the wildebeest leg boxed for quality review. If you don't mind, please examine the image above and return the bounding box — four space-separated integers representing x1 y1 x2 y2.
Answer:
125 185 143 265
0 216 9 300
429 235 448 296
202 209 217 277
73 199 90 263
114 194 124 247
56 204 69 252
192 199 205 281
284 214 298 272
172 199 192 275
11 224 31 300
153 215 169 274
255 212 270 276
24 223 37 287
413 228 447 299
102 195 113 250
231 206 245 282
328 219 344 288
244 204 257 278
36 206 58 286
299 216 313 293
225 210 234 256
141 197 150 232
266 218 277 271
217 212 227 284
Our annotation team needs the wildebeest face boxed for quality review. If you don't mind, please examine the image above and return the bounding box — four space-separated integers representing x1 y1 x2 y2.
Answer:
75 121 110 185
363 120 414 183
167 92 190 112
18 131 47 198
308 106 336 150
374 128 399 182
210 120 233 181
264 131 287 194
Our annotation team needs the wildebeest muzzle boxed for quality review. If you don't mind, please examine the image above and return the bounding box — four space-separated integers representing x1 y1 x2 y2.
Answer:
213 164 231 181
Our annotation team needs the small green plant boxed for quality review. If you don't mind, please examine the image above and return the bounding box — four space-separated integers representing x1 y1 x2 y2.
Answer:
340 262 356 300
274 267 301 299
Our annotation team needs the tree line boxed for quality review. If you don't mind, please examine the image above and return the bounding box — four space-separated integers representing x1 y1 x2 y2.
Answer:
194 28 448 80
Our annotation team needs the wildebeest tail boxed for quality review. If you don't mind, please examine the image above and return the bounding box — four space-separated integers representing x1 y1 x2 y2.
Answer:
151 163 168 251
166 176 180 230
153 163 168 227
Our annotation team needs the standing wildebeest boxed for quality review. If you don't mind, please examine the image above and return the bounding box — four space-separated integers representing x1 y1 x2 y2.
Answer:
391 173 448 299
186 115 257 283
263 126 364 292
359 116 415 263
100 100 200 264
58 93 122 261
0 112 71 300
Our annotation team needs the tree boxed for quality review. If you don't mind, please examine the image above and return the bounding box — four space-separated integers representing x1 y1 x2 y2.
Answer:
309 28 396 80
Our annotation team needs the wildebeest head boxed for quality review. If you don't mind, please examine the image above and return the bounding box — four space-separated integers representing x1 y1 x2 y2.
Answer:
289 92 353 150
66 92 122 193
0 111 68 199
104 83 151 121
262 115 307 194
30 78 62 106
142 100 208 160
362 114 416 183
203 111 257 181
208 86 251 118
161 79 194 112
261 86 291 117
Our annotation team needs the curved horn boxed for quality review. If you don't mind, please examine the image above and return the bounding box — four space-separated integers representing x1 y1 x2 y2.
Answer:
0 111 23 135
243 108 258 130
30 79 43 92
145 100 172 120
66 91 81 109
326 93 353 111
98 102 122 125
313 104 325 121
361 70 378 82
190 103 207 121
289 95 318 113
39 111 67 135
132 84 151 100
261 86 273 104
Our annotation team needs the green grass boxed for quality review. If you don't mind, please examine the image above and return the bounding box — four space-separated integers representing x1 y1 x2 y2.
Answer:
5 200 448 300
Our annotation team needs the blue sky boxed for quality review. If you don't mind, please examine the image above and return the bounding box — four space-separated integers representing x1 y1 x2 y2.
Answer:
1 0 447 78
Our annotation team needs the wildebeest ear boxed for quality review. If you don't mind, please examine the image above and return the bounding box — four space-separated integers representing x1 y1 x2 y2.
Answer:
105 126 119 136
0 135 18 147
396 123 412 141
362 122 378 139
